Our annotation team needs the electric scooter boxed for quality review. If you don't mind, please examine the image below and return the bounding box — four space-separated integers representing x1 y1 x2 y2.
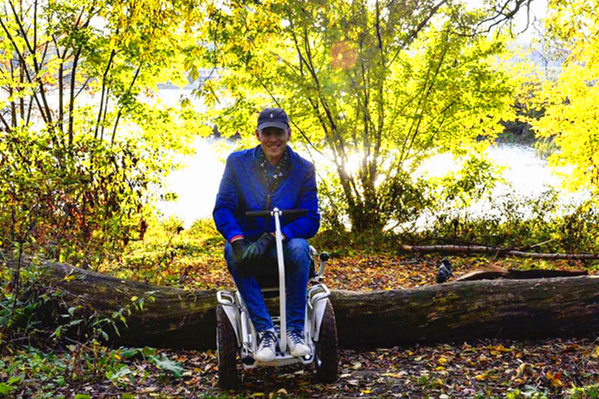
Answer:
215 208 338 388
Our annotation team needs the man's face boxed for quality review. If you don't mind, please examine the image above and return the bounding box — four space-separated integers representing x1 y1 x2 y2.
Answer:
256 127 290 162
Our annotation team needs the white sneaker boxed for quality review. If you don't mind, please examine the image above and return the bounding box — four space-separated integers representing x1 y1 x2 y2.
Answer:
255 330 277 362
286 330 310 357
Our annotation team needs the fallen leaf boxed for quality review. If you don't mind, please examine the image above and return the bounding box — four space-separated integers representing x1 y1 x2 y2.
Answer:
546 371 563 388
515 362 526 378
381 372 407 378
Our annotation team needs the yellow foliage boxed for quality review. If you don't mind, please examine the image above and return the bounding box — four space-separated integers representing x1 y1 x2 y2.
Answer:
532 0 599 193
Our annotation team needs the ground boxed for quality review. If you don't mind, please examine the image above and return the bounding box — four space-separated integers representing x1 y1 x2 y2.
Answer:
3 247 599 398
6 334 599 398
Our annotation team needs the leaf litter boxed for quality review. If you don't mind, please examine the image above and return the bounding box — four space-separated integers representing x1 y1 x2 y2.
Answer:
4 252 599 397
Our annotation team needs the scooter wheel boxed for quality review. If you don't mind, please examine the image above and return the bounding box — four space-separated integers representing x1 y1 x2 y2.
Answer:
315 298 338 383
216 304 240 389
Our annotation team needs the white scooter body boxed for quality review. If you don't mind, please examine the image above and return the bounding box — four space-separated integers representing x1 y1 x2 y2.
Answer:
216 208 332 369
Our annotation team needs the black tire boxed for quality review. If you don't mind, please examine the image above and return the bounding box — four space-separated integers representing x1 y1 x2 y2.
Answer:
216 304 240 389
315 298 338 383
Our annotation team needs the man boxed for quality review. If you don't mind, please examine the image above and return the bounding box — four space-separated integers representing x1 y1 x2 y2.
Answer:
213 107 320 362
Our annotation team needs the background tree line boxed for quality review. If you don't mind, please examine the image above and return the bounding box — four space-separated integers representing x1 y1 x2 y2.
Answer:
1 0 598 269
0 0 206 266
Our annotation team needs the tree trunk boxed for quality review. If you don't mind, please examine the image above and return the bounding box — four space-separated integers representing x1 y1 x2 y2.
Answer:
28 258 599 349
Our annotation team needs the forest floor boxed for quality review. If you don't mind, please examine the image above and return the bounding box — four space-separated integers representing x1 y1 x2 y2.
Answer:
2 228 599 398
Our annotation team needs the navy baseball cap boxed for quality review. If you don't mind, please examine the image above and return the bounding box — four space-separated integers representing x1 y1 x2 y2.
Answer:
257 107 290 131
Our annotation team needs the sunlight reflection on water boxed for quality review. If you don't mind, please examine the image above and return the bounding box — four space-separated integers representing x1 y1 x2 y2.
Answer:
159 137 234 226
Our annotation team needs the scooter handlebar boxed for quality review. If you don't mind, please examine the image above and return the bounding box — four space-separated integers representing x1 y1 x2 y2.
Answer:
245 209 308 218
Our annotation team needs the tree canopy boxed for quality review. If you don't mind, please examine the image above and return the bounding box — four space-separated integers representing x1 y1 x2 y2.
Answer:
533 0 599 195
1 0 596 258
198 0 530 232
0 0 204 264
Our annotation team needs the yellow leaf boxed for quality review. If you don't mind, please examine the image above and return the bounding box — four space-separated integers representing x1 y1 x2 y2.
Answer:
250 393 265 398
438 357 449 365
381 372 406 378
474 374 486 381
131 296 138 302
546 371 563 388
515 362 526 377
494 344 510 352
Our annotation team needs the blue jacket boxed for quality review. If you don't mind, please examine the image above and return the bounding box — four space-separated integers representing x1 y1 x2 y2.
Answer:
213 145 320 242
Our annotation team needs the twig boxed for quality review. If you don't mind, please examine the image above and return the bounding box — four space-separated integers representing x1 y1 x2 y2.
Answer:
401 244 599 260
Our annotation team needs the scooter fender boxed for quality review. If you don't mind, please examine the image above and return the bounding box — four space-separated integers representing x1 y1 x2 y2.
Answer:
222 305 242 347
312 297 328 342
217 291 242 347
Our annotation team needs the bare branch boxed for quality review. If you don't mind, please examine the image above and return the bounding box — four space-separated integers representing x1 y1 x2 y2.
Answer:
0 13 48 125
453 0 534 37
387 0 449 67
68 48 82 144
0 110 11 131
397 33 449 171
95 49 116 139
8 0 54 126
111 65 142 145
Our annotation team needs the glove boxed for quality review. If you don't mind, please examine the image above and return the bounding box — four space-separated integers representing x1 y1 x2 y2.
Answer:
231 238 251 265
245 233 276 261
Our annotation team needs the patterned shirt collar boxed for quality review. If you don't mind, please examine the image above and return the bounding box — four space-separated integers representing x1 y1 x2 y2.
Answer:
258 146 289 191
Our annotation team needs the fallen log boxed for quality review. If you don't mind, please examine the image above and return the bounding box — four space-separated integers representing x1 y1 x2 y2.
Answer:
456 268 588 281
20 257 599 349
401 244 599 260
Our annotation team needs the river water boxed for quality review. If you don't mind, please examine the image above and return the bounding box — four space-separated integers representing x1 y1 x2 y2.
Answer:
159 137 581 228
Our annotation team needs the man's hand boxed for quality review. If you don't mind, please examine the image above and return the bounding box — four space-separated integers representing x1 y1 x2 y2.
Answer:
231 238 251 265
245 233 276 261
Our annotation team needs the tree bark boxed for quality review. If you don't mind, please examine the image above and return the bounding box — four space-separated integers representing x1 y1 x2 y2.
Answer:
27 258 599 349
333 276 599 348
455 268 588 281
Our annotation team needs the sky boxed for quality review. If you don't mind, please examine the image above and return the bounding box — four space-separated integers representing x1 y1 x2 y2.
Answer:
464 0 548 43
